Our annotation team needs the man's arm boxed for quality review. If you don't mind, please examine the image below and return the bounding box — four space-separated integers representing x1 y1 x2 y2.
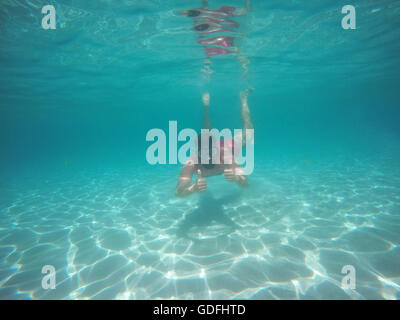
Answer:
236 174 249 187
224 165 249 187
175 161 195 197
175 161 207 197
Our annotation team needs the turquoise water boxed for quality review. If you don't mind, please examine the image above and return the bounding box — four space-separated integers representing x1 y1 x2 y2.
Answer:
1 0 400 299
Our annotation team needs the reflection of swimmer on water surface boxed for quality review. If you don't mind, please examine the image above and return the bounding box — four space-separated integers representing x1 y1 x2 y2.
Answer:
181 0 251 59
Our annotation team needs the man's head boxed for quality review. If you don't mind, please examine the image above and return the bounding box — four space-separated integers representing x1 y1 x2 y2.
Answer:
197 133 234 168
197 134 216 169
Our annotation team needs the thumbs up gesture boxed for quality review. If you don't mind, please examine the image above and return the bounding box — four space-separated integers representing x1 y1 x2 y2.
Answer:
224 168 238 182
195 169 207 193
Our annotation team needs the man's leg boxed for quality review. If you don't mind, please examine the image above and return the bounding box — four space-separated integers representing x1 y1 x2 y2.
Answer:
235 49 250 77
202 92 212 130
234 0 251 16
239 88 254 147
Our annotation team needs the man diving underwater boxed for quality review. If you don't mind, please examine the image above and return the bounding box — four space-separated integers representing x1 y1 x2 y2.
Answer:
175 89 254 197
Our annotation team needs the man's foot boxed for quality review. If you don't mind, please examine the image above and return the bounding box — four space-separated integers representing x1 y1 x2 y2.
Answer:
240 88 254 102
202 92 210 108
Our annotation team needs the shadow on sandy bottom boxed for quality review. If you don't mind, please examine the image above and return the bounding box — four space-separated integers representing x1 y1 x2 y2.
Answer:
176 191 242 239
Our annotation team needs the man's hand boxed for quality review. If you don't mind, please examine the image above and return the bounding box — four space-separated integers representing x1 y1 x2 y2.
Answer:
224 169 239 182
224 168 249 187
195 169 207 193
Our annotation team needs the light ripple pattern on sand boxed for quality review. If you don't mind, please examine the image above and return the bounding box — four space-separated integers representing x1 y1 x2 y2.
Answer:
0 159 400 300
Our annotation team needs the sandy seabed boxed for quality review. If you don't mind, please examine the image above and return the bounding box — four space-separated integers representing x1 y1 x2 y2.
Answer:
0 158 399 300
